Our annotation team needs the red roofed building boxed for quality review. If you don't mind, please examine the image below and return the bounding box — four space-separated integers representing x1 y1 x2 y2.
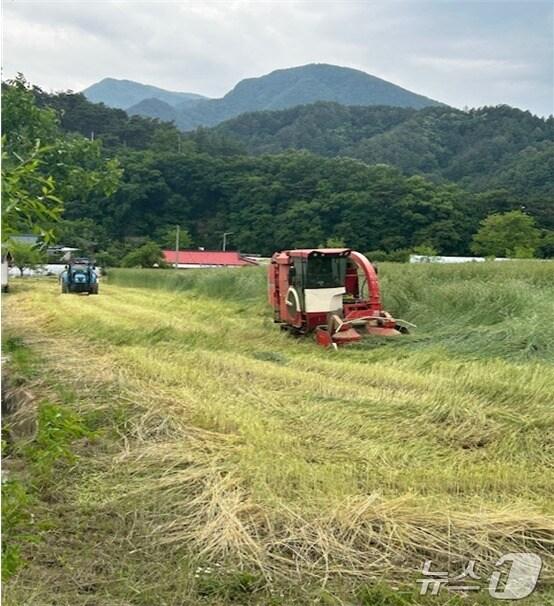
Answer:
163 250 259 269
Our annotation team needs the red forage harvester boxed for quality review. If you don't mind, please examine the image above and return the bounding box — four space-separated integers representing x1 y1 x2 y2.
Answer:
268 248 412 348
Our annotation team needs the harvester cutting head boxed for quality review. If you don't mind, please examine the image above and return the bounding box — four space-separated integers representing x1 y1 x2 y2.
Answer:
267 248 411 347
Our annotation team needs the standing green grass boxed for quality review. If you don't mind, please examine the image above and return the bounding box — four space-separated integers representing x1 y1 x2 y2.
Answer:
110 260 554 361
2 261 554 605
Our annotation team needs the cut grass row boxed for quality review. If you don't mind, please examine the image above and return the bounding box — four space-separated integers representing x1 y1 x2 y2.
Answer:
2 261 554 604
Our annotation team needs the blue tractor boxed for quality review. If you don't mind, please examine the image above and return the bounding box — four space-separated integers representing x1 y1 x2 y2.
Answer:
60 258 99 295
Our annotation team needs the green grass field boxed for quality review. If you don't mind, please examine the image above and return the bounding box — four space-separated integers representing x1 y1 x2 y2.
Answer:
2 261 554 605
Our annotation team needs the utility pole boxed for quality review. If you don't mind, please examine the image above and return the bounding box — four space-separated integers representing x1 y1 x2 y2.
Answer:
222 232 233 252
175 225 180 269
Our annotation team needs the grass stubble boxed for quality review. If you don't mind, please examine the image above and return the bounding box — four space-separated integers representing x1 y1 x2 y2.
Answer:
2 261 554 605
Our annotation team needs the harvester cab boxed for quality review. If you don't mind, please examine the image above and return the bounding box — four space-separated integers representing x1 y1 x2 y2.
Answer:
61 258 98 295
268 248 412 347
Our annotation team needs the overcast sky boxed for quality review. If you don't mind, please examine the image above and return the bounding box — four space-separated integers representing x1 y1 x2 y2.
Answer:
2 0 553 116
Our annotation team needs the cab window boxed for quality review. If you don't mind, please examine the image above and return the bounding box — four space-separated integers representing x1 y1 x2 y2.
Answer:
305 256 345 288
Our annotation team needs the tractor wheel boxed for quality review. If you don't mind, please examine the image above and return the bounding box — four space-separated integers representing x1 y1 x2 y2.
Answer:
61 283 68 294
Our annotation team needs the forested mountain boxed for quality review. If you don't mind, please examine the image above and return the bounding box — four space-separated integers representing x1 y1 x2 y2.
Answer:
83 77 206 110
126 97 178 122
4 78 553 265
111 64 442 130
33 90 184 150
213 102 554 193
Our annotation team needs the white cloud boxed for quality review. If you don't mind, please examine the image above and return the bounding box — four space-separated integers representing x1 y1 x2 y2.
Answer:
411 56 531 74
2 0 552 115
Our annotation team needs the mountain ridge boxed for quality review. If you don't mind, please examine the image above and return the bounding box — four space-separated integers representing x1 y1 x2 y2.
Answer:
85 64 443 130
83 77 206 110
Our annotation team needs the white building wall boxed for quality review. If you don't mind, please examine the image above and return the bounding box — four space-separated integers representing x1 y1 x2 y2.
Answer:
409 255 510 264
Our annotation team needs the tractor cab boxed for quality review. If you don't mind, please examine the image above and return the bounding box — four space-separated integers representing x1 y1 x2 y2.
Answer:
61 258 98 295
268 248 411 347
